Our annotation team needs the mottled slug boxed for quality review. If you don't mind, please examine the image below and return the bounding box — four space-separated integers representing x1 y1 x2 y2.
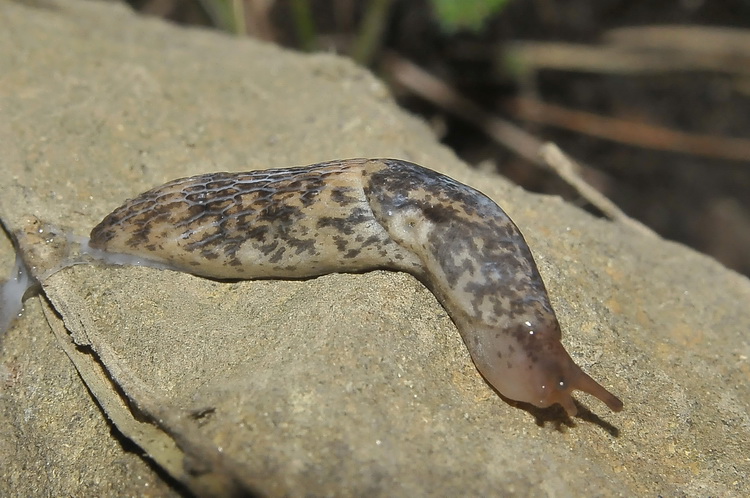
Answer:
86 158 623 416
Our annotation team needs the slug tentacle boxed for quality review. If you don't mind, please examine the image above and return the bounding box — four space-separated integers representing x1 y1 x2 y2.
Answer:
88 158 622 416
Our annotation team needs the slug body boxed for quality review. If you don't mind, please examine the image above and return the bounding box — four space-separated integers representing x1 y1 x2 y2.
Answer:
90 158 622 416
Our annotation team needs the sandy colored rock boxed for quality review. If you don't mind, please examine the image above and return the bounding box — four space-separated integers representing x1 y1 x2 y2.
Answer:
1 0 749 496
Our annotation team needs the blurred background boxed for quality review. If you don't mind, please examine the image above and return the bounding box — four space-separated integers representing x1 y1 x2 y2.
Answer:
125 0 750 277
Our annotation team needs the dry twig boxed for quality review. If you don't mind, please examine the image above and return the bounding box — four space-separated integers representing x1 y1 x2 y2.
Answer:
539 144 656 236
506 25 750 77
508 97 750 163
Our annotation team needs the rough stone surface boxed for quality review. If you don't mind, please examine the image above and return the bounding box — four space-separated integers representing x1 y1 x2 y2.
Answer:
1 0 749 496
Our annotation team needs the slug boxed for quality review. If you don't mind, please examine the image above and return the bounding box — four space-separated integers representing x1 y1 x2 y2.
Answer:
89 158 622 416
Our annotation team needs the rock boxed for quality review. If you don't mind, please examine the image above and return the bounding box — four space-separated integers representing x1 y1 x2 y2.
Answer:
1 0 748 495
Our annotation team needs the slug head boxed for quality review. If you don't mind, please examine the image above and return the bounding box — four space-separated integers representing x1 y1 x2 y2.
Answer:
519 339 623 416
470 320 623 417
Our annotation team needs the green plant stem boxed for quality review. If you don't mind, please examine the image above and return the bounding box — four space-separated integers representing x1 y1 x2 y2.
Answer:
351 0 395 66
231 0 246 36
291 0 317 51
